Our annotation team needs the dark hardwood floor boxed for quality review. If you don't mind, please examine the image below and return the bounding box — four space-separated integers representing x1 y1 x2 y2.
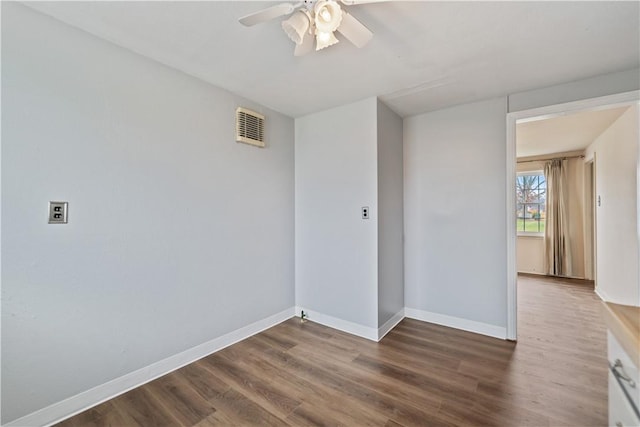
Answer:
57 275 607 426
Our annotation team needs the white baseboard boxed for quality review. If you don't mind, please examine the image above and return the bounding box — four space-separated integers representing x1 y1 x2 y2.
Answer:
293 306 506 341
518 271 590 280
595 286 607 302
517 270 546 276
404 308 507 340
294 306 378 341
5 307 295 427
595 286 633 306
378 309 405 341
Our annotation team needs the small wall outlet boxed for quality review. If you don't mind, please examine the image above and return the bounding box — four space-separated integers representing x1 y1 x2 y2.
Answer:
362 206 369 219
48 201 68 224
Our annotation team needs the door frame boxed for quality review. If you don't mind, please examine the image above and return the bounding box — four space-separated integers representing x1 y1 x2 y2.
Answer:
584 157 596 284
505 90 639 341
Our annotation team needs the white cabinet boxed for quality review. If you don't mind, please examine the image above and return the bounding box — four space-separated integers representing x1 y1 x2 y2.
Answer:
608 331 640 427
609 369 640 427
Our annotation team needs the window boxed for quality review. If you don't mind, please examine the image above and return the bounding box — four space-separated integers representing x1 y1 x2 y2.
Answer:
516 172 546 234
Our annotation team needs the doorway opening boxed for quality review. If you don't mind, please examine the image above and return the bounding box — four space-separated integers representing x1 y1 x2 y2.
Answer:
585 158 596 286
505 90 639 340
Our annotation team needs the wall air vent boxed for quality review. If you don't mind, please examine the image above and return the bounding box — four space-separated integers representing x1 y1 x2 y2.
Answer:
236 107 265 148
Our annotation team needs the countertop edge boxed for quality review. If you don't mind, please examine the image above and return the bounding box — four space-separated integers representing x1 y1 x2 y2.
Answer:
602 301 640 366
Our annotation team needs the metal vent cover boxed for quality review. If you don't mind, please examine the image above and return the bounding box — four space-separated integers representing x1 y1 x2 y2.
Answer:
236 107 265 147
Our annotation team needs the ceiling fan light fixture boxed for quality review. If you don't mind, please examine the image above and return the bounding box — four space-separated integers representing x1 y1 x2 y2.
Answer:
281 10 310 45
315 30 339 50
239 0 377 57
313 0 343 33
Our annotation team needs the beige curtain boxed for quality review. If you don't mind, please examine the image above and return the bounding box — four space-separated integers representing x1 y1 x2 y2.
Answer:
544 159 573 276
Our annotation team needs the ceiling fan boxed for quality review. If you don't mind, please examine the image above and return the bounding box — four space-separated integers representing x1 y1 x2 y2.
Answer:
239 0 387 56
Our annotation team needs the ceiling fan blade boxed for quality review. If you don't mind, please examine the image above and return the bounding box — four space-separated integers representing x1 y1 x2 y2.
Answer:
340 0 390 5
294 32 315 56
239 3 299 27
337 11 373 48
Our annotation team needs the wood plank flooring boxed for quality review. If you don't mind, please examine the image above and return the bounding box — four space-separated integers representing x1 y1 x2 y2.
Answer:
56 275 607 426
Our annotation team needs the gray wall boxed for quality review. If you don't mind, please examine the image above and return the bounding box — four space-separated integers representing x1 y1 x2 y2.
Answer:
404 98 508 328
508 68 640 112
295 97 379 329
1 3 294 423
377 100 404 326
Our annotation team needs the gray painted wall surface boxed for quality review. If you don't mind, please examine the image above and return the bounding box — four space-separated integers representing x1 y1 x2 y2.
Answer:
404 98 508 328
377 100 404 326
295 98 379 329
508 68 640 112
2 4 294 423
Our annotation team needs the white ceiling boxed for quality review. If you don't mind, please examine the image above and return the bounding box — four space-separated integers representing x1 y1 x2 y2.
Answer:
516 106 630 158
23 1 640 118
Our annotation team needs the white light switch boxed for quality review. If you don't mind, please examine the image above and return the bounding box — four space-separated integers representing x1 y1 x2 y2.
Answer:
48 201 68 224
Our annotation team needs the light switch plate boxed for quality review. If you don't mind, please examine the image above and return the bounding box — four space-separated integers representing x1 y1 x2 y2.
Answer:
362 206 369 219
48 201 68 224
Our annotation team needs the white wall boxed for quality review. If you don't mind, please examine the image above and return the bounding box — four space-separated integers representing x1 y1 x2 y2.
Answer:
295 98 379 329
586 104 639 305
376 100 404 326
584 160 595 280
1 3 294 424
404 97 508 331
517 237 545 274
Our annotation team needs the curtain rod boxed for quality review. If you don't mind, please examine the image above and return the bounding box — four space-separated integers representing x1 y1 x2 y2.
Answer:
517 154 585 164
